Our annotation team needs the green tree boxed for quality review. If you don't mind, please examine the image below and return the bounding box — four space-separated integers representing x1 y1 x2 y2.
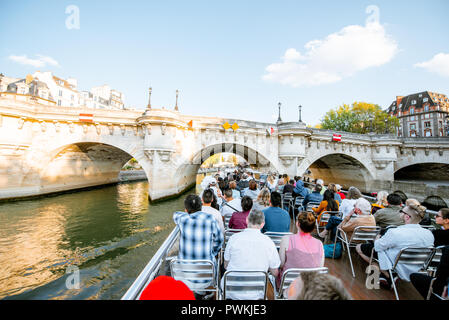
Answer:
320 102 399 134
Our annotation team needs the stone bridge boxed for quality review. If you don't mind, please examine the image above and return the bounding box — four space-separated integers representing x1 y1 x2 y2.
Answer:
1 95 449 202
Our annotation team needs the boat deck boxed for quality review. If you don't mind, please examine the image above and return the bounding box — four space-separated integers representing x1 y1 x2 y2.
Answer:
323 251 423 300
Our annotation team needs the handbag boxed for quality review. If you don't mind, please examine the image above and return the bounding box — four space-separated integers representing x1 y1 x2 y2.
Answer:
324 242 342 259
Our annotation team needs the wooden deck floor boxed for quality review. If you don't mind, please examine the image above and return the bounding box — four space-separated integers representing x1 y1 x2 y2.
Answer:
323 250 423 300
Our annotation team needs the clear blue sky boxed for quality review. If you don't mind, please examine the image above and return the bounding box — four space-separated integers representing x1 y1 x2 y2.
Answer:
1 0 448 126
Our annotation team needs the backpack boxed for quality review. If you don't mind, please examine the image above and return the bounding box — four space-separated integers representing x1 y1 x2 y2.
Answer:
324 242 342 259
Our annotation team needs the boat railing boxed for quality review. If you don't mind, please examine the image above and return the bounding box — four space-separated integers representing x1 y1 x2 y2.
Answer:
121 225 180 300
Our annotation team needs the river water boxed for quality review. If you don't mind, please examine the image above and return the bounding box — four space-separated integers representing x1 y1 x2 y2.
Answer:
0 180 186 300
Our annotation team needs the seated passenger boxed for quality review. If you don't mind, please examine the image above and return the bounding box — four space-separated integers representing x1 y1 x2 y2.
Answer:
275 178 285 193
313 189 340 224
410 245 449 300
433 208 449 247
335 184 345 200
220 188 243 219
339 186 362 218
201 189 225 233
371 190 389 215
278 212 324 287
316 179 326 195
283 179 295 195
173 195 223 265
287 272 352 300
228 196 253 229
252 188 271 212
302 184 323 209
228 181 241 199
223 209 280 300
327 183 342 204
243 180 260 201
139 275 195 300
356 203 434 288
292 178 309 198
261 191 290 233
373 193 404 230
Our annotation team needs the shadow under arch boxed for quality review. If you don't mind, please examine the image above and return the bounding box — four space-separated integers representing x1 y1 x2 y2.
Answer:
30 142 149 196
305 153 374 192
394 162 449 182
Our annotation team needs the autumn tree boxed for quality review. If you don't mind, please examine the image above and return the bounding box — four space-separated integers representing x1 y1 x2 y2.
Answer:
320 102 399 134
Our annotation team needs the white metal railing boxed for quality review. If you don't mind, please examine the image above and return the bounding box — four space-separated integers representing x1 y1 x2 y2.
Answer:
121 226 180 300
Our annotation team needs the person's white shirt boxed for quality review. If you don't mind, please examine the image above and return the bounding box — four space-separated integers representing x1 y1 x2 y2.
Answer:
223 228 280 300
220 198 242 217
374 224 434 281
340 198 357 218
202 205 225 233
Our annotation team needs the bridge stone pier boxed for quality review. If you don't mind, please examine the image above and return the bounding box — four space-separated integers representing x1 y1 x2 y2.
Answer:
1 95 449 202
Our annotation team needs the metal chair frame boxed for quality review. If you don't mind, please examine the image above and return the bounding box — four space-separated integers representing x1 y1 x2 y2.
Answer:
263 231 293 251
333 225 381 277
424 245 445 277
386 246 435 300
170 259 218 296
220 270 268 300
220 228 244 265
275 267 329 299
315 211 342 235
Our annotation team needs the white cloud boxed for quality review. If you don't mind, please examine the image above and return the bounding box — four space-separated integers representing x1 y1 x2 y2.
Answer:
263 22 398 87
414 53 449 77
8 54 60 68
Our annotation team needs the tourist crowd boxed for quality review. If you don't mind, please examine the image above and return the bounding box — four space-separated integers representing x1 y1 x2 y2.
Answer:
162 168 449 300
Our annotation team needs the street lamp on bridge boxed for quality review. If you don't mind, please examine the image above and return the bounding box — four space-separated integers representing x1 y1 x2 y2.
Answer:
277 102 282 123
298 105 303 123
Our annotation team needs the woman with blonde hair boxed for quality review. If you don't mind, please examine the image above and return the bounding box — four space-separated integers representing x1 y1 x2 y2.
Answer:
266 174 277 192
252 188 271 211
372 190 389 215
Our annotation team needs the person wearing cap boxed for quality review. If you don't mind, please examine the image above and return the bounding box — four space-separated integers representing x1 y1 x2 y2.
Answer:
316 179 326 195
335 184 345 200
320 198 375 241
356 203 434 289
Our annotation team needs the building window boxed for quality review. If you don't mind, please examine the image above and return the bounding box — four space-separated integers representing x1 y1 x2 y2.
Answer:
424 105 429 112
423 97 428 102
59 90 62 97
58 100 61 106
424 121 431 128
410 108 415 114
411 100 417 105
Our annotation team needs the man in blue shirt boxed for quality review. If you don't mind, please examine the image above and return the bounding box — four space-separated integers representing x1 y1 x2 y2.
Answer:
302 184 323 209
262 191 290 233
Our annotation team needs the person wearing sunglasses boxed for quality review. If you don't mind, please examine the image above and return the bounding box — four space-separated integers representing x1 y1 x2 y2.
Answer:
433 208 449 247
356 203 434 289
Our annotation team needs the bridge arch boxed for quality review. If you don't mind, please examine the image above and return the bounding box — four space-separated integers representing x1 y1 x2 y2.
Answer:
20 139 150 196
298 152 376 191
172 142 279 193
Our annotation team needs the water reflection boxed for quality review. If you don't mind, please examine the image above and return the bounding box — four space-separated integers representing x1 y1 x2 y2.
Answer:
0 181 184 300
